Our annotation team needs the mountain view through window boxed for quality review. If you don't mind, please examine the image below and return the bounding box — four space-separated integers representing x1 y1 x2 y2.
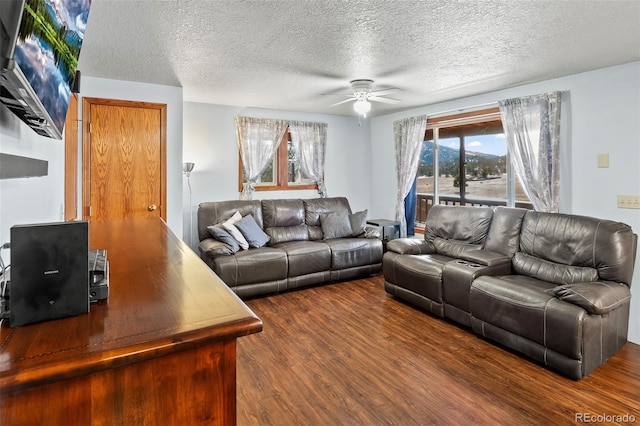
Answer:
414 108 532 226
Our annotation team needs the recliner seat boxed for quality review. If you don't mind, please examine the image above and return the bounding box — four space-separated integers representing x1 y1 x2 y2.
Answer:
470 211 636 379
383 205 637 379
383 205 499 319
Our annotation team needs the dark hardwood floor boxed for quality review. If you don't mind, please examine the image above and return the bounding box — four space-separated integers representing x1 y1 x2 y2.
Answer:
236 275 640 425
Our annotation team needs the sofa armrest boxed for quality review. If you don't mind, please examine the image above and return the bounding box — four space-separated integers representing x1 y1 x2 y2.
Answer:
198 238 234 260
386 238 435 255
553 282 631 315
458 250 512 267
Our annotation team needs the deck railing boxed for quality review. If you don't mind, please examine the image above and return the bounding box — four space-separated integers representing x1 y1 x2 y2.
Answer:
415 194 533 224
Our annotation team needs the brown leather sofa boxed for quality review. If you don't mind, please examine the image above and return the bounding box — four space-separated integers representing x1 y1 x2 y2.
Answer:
383 205 637 379
198 197 383 298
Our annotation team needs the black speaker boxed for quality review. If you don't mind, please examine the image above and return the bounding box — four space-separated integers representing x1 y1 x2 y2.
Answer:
9 221 89 327
71 70 81 93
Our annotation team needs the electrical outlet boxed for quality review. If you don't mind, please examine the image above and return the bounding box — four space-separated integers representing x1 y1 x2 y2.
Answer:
617 195 640 209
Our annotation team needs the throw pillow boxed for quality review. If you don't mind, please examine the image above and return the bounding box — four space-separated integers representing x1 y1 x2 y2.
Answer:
207 225 240 253
320 212 353 239
235 214 271 248
349 209 368 236
222 211 249 250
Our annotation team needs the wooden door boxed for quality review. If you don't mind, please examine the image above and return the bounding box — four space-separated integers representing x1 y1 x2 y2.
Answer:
82 98 166 222
64 93 78 221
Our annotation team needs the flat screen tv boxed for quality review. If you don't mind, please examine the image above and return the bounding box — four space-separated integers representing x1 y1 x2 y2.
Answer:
0 0 91 139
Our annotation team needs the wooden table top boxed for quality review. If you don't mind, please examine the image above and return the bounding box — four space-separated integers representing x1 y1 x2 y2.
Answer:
0 218 262 394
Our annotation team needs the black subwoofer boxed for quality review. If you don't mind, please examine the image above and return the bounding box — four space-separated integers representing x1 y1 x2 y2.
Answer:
9 221 89 327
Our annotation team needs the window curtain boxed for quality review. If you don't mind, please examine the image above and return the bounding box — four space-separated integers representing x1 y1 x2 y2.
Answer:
235 116 289 200
289 121 328 197
498 92 562 212
394 115 428 237
404 179 417 236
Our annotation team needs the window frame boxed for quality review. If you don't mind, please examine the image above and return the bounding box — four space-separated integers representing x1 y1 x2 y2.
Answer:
414 107 533 232
237 128 318 192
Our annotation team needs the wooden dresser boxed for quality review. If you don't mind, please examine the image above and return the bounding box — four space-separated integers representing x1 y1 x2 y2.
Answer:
0 218 262 425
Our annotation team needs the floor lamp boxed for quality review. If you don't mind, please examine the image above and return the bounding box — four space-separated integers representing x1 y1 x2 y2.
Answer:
183 162 195 247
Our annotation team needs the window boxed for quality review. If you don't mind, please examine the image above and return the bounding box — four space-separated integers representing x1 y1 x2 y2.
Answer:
238 128 317 191
415 107 532 226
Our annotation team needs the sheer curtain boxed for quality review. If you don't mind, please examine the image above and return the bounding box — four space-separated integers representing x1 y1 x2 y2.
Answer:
394 115 428 237
289 121 328 197
499 92 562 212
235 116 289 200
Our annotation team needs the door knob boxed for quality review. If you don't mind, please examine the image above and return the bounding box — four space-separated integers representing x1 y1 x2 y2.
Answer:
148 204 157 211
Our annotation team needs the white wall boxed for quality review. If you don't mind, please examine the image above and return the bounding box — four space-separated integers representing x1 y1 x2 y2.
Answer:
0 106 66 246
370 61 640 344
79 77 184 235
182 103 372 249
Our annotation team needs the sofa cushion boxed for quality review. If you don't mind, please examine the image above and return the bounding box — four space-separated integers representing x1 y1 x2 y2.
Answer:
207 225 240 252
324 238 383 270
424 205 493 246
519 211 636 285
383 253 451 304
235 214 270 248
470 275 586 359
222 211 249 250
433 237 483 258
266 225 309 245
304 197 352 240
512 252 598 285
484 206 527 257
553 282 632 315
321 212 353 239
272 241 331 277
212 247 287 287
262 199 305 227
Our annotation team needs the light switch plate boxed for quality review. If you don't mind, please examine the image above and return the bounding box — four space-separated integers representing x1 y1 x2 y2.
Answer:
617 195 640 209
597 154 609 168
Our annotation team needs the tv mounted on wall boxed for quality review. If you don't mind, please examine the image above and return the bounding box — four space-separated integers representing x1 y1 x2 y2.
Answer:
0 0 91 139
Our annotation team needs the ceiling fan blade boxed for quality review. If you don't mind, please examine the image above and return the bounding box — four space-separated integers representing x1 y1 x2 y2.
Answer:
320 93 357 96
369 88 400 97
329 97 356 107
369 96 401 104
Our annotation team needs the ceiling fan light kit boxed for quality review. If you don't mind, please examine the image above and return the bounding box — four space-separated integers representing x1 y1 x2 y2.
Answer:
354 99 371 117
328 79 401 117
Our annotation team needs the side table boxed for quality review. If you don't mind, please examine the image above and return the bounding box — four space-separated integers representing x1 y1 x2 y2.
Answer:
366 219 401 250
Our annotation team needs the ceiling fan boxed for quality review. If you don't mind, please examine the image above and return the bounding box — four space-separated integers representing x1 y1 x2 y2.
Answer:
329 79 401 117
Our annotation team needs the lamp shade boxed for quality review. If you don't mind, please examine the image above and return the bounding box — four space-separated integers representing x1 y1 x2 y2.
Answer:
353 99 371 116
183 162 195 174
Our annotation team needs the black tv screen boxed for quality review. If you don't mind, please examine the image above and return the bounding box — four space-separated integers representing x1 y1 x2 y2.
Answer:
14 0 91 135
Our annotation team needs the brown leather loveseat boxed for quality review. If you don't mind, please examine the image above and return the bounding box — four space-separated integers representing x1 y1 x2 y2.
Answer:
383 205 637 379
198 197 383 298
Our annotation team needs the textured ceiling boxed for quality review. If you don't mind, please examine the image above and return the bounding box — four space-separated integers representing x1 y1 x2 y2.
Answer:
78 0 640 117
